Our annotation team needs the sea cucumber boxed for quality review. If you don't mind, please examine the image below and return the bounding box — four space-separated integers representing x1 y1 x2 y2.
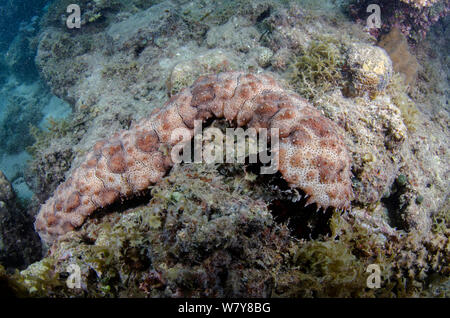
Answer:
35 72 353 244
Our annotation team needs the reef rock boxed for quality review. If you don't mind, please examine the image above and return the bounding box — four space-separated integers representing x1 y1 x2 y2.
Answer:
347 43 393 96
166 49 235 96
316 90 407 205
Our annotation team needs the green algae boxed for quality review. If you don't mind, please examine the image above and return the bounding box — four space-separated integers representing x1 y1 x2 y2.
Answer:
288 37 345 100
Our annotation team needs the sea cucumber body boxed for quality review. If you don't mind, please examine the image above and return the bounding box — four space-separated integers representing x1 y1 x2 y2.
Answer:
35 72 353 244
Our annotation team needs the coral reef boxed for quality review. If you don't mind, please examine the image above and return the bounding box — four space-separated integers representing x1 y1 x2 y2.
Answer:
5 0 446 298
288 34 393 99
41 0 121 29
402 0 442 8
35 72 353 245
35 30 92 104
346 43 393 97
348 0 449 42
316 90 408 205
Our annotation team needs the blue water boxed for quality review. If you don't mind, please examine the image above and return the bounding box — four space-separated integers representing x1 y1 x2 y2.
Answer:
0 0 70 200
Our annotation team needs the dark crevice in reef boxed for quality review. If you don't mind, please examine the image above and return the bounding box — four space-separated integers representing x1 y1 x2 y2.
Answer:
134 44 147 57
381 175 410 231
269 198 334 240
256 6 272 23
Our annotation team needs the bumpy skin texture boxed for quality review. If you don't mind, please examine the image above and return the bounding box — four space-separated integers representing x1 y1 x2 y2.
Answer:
35 72 353 244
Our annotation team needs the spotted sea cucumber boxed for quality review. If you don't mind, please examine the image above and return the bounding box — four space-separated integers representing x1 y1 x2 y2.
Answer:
35 72 353 244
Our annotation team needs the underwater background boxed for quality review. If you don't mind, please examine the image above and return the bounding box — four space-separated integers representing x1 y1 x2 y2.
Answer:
0 0 448 297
